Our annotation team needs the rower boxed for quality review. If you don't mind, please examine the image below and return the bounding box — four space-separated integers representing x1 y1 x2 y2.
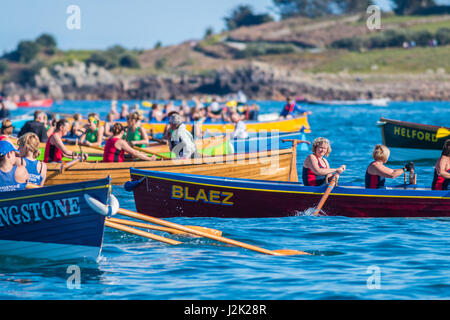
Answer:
229 112 248 140
0 141 28 192
44 119 88 163
365 144 412 189
80 113 104 146
167 112 197 159
431 139 450 190
16 132 47 186
279 97 311 120
302 137 345 186
0 119 14 143
70 113 84 139
103 123 156 162
125 111 149 148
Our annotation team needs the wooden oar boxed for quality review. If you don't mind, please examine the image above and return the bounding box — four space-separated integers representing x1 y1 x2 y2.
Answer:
60 158 81 173
313 173 340 216
132 145 171 160
25 183 41 189
107 217 222 237
436 128 450 139
105 220 182 245
117 208 309 256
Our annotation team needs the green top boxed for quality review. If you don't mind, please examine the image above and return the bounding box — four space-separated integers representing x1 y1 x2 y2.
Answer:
85 128 98 143
125 127 146 148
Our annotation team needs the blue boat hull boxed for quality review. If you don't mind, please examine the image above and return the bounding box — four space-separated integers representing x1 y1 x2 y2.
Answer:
0 178 111 260
231 131 308 154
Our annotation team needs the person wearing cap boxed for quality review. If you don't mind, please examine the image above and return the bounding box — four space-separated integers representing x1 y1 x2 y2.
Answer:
0 141 29 192
16 132 47 186
167 112 197 159
0 119 14 143
279 97 311 119
124 111 149 148
103 123 156 162
80 113 104 146
44 119 87 163
18 110 48 143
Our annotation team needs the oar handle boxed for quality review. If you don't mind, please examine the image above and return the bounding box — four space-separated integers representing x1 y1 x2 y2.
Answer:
60 158 81 173
313 173 340 216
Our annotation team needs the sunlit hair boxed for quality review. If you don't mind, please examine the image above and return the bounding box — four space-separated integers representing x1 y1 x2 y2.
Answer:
312 137 331 157
372 144 390 162
73 113 82 121
112 123 124 136
127 111 144 121
88 113 100 126
442 139 450 157
18 132 41 158
1 119 13 135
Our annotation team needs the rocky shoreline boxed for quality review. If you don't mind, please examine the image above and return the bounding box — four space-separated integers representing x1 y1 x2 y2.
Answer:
1 61 449 102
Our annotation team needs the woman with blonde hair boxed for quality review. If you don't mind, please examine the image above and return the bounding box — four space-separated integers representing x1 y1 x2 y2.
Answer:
80 113 104 146
0 119 14 142
365 144 412 189
302 137 346 186
125 111 149 148
16 132 47 186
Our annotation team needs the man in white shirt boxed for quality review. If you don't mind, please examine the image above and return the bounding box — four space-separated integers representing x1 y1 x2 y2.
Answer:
168 112 197 159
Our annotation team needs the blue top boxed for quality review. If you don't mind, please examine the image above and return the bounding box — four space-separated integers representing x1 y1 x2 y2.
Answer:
0 166 26 192
22 158 43 185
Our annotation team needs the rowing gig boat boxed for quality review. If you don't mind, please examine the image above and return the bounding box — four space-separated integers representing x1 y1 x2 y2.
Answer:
44 147 299 186
70 114 311 135
129 170 450 218
377 117 449 161
0 177 113 260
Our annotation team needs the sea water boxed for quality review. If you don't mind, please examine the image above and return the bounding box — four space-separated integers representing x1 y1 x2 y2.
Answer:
1 100 449 300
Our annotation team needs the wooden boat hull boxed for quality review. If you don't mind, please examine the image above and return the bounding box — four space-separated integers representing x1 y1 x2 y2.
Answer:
0 177 111 260
130 170 450 218
45 148 299 186
378 117 449 161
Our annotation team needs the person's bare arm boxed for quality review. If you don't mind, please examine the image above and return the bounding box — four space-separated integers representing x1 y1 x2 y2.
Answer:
369 162 404 178
118 140 155 161
15 165 29 184
306 155 345 176
52 135 75 158
39 162 47 186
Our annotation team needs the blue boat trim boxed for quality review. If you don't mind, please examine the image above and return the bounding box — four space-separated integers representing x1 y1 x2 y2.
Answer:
130 168 450 199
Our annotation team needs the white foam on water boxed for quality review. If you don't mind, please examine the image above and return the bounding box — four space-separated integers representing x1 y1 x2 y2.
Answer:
295 208 328 216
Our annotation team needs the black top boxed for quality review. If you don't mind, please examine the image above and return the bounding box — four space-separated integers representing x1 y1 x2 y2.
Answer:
18 120 48 143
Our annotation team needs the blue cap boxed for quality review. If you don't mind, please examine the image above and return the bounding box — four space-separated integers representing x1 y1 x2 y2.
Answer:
0 141 19 157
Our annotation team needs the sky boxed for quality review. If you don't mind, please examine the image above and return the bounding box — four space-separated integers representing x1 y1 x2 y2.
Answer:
0 0 447 53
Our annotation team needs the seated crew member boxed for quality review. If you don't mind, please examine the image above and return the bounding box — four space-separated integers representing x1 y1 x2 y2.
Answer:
80 113 104 147
44 119 87 163
229 112 248 140
302 137 346 186
0 140 29 192
70 113 84 138
167 112 197 159
18 110 48 143
0 119 14 143
103 123 156 162
365 144 412 189
16 132 47 186
120 103 129 121
125 111 149 148
431 139 450 190
279 97 312 119
103 112 115 138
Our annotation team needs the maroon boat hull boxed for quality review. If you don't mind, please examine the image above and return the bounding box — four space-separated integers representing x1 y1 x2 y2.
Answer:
131 170 450 218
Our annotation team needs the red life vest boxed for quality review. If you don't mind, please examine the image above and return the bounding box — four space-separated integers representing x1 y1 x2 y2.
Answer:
103 137 125 163
44 134 63 163
431 168 450 190
365 168 386 189
0 135 7 141
302 155 328 186
284 103 295 113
